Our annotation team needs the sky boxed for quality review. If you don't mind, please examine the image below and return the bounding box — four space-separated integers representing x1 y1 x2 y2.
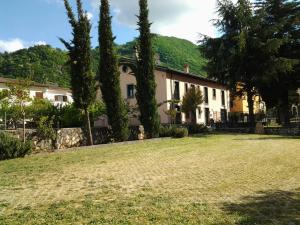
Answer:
0 0 224 53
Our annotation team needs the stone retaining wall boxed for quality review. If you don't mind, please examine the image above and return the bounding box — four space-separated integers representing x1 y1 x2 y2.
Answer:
264 127 300 136
4 126 144 152
216 125 300 136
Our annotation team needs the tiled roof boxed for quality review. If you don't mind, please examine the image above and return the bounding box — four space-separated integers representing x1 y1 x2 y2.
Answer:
119 57 226 86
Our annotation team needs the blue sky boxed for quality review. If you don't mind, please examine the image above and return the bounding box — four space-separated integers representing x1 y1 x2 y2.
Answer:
0 0 138 51
0 0 222 52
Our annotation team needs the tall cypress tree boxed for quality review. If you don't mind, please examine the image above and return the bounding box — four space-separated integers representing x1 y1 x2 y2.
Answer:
98 0 129 141
60 0 97 145
136 0 160 138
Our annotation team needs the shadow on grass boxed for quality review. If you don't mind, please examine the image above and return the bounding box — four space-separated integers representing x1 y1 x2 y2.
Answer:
233 135 300 141
219 189 300 225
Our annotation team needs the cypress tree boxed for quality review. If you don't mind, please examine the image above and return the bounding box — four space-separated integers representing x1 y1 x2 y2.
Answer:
136 0 160 138
98 0 129 141
60 0 97 145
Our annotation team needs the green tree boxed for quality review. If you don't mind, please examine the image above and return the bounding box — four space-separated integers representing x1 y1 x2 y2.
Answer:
98 0 129 141
182 88 203 124
135 0 160 138
0 90 9 130
6 80 32 143
200 0 259 126
254 0 300 125
60 0 97 145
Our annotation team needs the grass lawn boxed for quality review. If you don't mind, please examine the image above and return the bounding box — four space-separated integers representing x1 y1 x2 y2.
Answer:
0 133 299 225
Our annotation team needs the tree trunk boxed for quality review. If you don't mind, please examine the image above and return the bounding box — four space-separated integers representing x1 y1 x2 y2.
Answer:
4 111 7 130
278 90 290 126
246 90 255 127
191 111 197 125
22 113 26 143
85 109 93 146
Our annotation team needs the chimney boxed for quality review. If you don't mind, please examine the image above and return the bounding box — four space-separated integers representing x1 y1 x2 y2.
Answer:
184 64 190 73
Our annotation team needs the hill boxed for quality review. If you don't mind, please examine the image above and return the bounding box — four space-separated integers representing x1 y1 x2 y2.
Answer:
118 35 207 76
0 45 70 87
0 35 207 87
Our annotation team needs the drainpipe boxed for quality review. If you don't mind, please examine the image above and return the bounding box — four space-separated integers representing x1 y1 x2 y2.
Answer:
170 71 173 124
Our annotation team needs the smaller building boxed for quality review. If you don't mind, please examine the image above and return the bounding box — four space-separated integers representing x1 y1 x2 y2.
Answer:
0 77 73 106
230 86 266 122
291 88 300 118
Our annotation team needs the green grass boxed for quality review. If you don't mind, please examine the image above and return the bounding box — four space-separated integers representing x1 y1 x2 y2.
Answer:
0 134 299 225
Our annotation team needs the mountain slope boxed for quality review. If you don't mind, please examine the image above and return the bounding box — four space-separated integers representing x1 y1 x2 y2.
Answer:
0 45 70 87
0 35 207 87
118 35 207 76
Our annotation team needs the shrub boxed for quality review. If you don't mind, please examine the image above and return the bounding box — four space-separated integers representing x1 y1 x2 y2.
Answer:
172 127 189 138
0 132 32 160
159 126 188 138
185 124 208 134
159 126 174 137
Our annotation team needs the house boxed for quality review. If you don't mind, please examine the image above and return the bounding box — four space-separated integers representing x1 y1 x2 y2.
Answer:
118 60 230 126
291 88 300 118
229 85 266 122
0 77 73 106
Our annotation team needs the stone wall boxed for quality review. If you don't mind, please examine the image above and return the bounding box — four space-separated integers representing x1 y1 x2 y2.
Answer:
4 126 145 152
56 128 84 149
264 127 300 136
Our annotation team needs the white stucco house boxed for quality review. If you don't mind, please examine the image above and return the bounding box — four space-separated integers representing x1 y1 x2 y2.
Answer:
0 77 73 106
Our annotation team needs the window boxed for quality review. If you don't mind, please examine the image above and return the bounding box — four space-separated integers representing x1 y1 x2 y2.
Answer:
122 65 129 73
35 92 43 99
55 95 68 102
174 81 180 100
127 84 135 99
198 107 201 118
221 90 225 106
191 84 195 90
213 89 216 100
204 87 209 104
185 83 188 93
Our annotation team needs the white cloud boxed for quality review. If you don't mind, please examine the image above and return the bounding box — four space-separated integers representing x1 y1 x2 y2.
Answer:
86 12 93 20
90 0 225 43
0 39 47 53
0 39 25 53
33 41 47 46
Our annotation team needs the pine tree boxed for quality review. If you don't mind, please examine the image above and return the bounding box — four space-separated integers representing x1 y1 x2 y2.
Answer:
60 0 97 145
254 0 300 125
201 0 259 126
136 0 160 138
98 0 129 141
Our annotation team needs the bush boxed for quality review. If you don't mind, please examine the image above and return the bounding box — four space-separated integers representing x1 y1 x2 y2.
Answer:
172 127 189 138
185 124 208 134
159 126 188 138
159 126 174 137
0 132 32 160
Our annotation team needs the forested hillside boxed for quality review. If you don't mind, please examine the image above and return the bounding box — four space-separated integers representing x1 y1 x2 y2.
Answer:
0 35 207 87
118 35 207 75
0 45 70 87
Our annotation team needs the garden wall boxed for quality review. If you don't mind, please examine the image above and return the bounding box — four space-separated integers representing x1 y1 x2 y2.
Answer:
5 126 145 152
264 127 300 136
